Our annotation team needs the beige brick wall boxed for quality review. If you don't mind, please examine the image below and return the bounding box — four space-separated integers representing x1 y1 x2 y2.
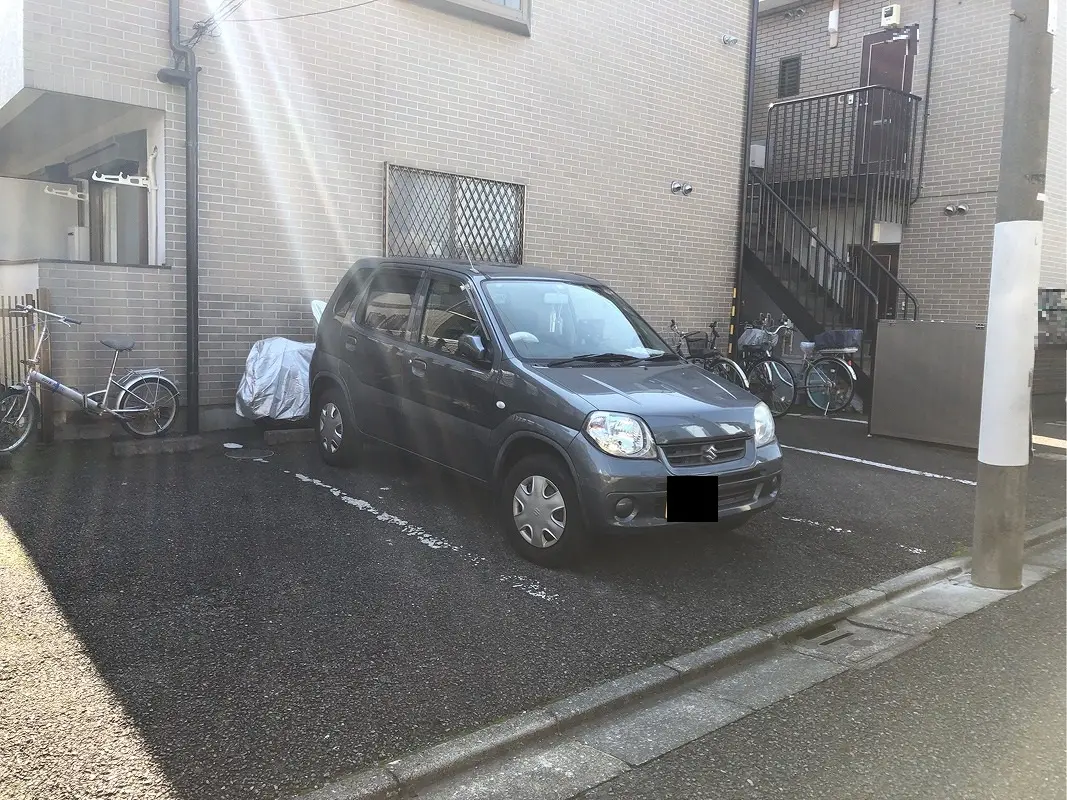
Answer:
19 0 753 417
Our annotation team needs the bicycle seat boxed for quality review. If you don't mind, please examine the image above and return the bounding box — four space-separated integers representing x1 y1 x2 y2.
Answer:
100 336 136 352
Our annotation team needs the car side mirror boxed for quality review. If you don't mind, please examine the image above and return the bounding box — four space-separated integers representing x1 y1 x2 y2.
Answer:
458 333 490 365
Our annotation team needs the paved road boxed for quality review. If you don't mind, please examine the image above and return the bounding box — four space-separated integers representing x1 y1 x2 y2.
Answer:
0 416 1063 799
579 570 1067 800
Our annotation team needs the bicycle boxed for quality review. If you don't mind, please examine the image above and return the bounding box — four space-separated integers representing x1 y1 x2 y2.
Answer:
668 319 749 390
0 303 181 453
797 328 860 415
735 316 797 417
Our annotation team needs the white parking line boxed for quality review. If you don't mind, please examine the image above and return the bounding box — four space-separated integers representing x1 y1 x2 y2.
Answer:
1032 434 1067 450
780 516 853 533
281 470 561 603
780 444 978 486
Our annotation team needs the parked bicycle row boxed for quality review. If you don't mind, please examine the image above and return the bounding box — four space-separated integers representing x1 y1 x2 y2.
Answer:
667 314 861 418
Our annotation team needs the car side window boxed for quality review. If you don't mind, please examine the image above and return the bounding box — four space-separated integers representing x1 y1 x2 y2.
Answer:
358 269 422 340
334 266 374 321
417 277 488 364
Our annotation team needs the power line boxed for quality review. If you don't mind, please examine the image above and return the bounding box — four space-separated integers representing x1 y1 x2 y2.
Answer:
234 0 383 23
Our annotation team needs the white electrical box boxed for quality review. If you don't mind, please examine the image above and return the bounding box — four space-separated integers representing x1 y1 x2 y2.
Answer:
67 226 89 261
749 143 766 169
881 4 901 27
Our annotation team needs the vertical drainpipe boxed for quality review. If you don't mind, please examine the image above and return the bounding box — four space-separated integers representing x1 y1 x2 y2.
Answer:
158 0 201 434
730 0 761 356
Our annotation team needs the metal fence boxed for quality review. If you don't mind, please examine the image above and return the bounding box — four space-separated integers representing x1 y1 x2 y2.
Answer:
1 291 40 388
1 289 54 442
384 163 525 264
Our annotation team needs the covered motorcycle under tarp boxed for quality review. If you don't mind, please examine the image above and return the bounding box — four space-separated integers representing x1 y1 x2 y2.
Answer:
235 336 316 422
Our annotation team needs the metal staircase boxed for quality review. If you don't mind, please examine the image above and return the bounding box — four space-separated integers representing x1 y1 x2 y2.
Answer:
739 85 923 406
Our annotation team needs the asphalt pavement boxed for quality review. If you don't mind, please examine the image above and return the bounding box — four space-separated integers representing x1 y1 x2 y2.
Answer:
0 415 1063 799
578 569 1067 800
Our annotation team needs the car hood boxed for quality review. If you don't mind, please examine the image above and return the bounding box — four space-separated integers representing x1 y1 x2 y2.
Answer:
533 363 761 444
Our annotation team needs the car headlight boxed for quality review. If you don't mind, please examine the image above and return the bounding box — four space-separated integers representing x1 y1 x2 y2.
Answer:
584 411 657 458
754 401 776 447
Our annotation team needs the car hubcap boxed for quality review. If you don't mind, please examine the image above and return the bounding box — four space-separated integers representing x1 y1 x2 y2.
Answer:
513 475 566 548
319 402 343 454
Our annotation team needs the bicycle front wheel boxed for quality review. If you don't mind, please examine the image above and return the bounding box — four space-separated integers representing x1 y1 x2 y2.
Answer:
117 377 180 438
0 388 39 453
805 357 855 414
746 357 796 417
705 356 749 390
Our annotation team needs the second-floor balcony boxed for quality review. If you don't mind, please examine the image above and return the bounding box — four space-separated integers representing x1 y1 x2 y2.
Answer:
752 86 923 228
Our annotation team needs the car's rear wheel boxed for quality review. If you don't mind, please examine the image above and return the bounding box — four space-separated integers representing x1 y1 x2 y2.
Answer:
501 454 591 568
315 386 359 467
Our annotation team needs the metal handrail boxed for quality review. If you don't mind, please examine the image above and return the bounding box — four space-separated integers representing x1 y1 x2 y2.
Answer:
766 84 923 116
747 168 878 304
853 242 921 321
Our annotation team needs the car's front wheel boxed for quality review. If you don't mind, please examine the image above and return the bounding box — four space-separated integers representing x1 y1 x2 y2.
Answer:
314 386 360 467
501 454 591 568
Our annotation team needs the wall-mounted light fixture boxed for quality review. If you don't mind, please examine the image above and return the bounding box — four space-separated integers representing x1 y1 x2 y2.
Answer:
784 7 807 19
721 33 739 45
671 181 694 196
944 203 970 216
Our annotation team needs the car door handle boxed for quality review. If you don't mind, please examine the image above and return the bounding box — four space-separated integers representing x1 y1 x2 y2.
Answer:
410 358 426 378
345 336 358 352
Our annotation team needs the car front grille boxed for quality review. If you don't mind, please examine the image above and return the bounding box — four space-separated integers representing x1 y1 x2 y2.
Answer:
661 435 749 468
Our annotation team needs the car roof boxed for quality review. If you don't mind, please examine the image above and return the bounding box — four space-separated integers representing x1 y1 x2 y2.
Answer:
346 256 603 285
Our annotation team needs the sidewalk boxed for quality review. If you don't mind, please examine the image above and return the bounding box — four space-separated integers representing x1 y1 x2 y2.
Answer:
579 569 1066 800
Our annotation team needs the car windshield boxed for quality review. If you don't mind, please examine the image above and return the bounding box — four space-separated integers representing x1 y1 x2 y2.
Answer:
481 278 675 364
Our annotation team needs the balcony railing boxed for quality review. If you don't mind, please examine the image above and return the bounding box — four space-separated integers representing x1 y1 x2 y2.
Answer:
762 85 923 229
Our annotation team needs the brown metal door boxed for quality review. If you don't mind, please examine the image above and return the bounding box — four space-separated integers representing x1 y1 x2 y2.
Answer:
855 26 917 172
869 244 900 321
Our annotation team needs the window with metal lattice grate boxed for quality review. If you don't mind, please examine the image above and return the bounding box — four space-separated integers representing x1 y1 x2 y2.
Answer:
385 164 525 264
778 56 801 98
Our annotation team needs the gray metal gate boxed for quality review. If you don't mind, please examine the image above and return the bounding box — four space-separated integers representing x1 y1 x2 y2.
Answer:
869 320 987 449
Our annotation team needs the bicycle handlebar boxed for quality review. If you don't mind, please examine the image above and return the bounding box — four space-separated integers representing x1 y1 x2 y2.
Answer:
13 304 82 326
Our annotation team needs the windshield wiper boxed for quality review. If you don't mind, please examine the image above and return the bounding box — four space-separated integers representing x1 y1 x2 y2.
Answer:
546 353 643 367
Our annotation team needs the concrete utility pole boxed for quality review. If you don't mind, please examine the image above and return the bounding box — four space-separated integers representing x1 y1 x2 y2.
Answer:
972 0 1056 589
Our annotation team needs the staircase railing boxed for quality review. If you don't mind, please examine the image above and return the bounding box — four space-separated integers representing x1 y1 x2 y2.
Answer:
745 168 878 344
761 85 922 231
849 243 920 323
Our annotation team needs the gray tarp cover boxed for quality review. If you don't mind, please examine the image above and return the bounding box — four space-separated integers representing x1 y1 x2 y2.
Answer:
235 337 315 421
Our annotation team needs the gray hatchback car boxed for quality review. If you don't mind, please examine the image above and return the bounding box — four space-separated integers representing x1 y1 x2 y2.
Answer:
310 257 783 567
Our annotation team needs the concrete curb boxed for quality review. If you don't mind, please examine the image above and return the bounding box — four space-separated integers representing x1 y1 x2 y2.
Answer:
111 435 208 458
1023 517 1066 548
263 427 316 445
291 521 1063 800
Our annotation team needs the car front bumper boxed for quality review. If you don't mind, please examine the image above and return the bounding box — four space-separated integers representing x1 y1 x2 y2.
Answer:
566 434 784 533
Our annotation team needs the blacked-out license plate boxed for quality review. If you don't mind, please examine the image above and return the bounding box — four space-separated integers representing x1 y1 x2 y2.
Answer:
665 475 719 522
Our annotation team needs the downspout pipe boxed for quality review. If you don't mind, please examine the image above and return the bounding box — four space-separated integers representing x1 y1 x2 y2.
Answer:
910 0 937 205
158 0 201 434
730 0 761 355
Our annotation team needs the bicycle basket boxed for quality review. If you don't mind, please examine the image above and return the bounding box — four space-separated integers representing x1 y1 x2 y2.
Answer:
683 331 710 359
737 328 778 349
812 328 863 351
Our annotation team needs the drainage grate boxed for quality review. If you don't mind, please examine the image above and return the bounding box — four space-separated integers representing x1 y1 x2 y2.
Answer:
790 619 913 667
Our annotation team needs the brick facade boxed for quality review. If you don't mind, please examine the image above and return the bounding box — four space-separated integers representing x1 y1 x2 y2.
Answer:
8 0 753 423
